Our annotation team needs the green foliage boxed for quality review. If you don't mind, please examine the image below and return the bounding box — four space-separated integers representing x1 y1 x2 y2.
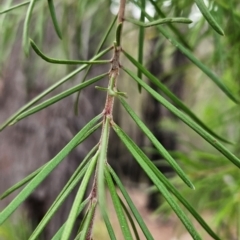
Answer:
0 0 239 239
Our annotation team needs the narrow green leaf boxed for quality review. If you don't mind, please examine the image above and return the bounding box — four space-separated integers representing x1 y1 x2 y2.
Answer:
116 23 123 47
120 98 194 189
0 1 33 14
0 46 111 131
97 117 110 225
137 0 145 92
123 51 233 144
0 163 47 200
148 0 192 50
97 15 117 53
50 145 98 207
0 114 102 225
108 165 154 240
105 168 133 240
52 198 90 240
29 162 90 240
112 124 202 240
125 17 192 27
75 209 89 239
138 11 239 104
30 39 110 65
61 152 98 240
23 0 38 55
47 0 62 39
123 67 240 168
79 200 97 240
194 0 224 35
74 15 117 115
115 127 220 240
29 145 98 240
143 154 222 240
11 73 108 124
119 196 140 240
101 207 117 240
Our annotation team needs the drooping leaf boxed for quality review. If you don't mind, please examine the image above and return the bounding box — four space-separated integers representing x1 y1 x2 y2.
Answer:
0 0 33 14
123 67 240 168
105 168 133 240
108 165 154 240
28 145 98 240
112 123 202 240
136 8 239 104
0 114 102 225
119 194 140 240
30 39 110 65
0 46 111 131
11 73 108 124
74 15 117 115
194 0 225 35
51 198 90 240
0 162 47 200
60 152 98 240
148 0 192 49
123 50 233 144
101 207 117 240
23 0 38 55
47 0 62 39
120 97 194 189
78 200 97 240
137 0 145 92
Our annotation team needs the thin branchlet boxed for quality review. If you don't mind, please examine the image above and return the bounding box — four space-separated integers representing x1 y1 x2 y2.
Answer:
86 0 126 238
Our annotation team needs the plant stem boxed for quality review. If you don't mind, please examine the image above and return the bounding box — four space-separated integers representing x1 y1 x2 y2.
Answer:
86 0 126 237
118 0 126 23
85 173 98 240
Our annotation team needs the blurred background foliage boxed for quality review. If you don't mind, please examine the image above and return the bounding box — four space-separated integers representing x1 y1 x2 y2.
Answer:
0 0 240 239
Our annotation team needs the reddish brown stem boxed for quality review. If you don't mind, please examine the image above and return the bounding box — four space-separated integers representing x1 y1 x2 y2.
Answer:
118 0 126 23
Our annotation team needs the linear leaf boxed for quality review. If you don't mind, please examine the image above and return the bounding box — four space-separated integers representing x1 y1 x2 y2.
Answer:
101 207 117 240
0 46 111 131
29 146 98 240
123 50 233 144
119 196 140 240
74 15 117 115
51 198 90 240
112 124 202 240
139 11 239 104
0 0 34 14
137 0 145 92
120 98 194 189
0 114 102 225
148 0 192 49
11 73 108 124
0 163 47 200
113 126 220 240
105 168 133 240
47 0 62 39
51 145 98 206
23 0 38 55
125 17 192 27
97 117 110 219
79 200 97 240
30 39 110 65
150 167 221 240
61 152 98 240
123 67 240 168
194 0 224 35
138 149 221 240
29 163 89 240
108 165 154 240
